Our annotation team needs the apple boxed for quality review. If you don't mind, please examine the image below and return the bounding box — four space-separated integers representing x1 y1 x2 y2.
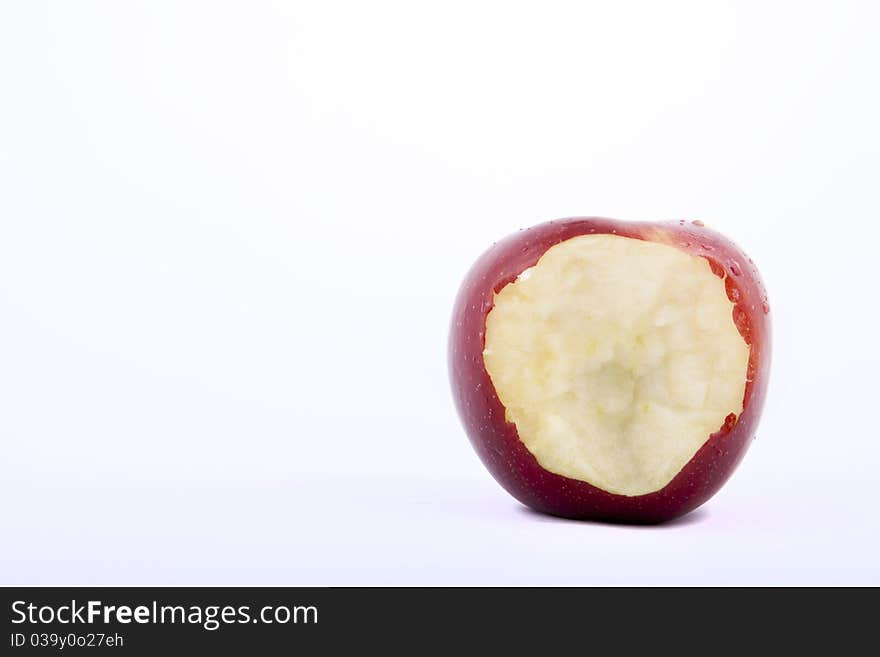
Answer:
449 218 770 523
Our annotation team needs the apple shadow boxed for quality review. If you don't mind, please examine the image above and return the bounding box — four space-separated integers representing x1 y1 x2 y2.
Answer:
515 505 710 529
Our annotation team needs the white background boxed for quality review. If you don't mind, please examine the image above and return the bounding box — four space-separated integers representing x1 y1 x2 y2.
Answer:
1 1 878 585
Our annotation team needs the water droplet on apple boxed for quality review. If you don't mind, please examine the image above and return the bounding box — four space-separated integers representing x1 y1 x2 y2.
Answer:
729 261 742 276
762 299 770 314
691 220 705 227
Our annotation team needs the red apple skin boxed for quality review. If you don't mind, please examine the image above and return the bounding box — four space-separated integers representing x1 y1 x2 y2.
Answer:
449 218 771 523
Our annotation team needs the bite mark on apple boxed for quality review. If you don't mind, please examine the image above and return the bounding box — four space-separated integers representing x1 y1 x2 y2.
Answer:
482 234 750 497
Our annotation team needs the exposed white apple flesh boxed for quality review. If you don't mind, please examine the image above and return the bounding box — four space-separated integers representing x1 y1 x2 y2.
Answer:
483 234 750 496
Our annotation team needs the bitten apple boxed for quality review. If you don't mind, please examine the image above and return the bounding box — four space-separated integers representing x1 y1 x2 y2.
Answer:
449 218 770 523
